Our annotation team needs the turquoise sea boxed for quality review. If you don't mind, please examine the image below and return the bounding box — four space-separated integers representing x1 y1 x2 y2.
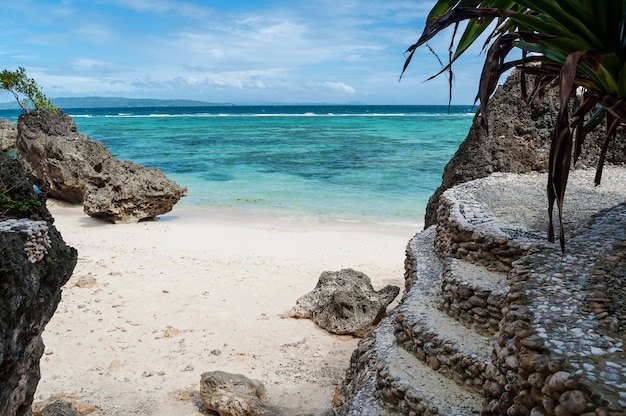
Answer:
1 105 475 226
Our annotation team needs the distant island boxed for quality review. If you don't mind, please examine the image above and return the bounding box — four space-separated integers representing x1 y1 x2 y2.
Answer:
0 97 233 109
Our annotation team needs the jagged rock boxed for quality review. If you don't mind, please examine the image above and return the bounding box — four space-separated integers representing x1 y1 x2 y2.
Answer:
32 398 80 416
0 119 17 152
0 156 77 416
82 158 188 223
424 69 626 227
199 371 285 416
16 110 188 223
284 268 400 337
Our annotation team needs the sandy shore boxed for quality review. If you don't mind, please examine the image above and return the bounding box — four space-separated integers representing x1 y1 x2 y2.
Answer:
35 200 419 415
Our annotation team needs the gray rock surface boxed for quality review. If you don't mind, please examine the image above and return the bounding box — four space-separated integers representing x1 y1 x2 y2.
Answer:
0 156 77 416
199 371 285 416
0 119 17 152
424 69 626 227
82 158 188 223
284 268 400 337
32 398 80 416
16 111 188 223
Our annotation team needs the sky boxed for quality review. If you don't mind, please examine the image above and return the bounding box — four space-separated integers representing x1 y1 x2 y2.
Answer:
0 1 492 105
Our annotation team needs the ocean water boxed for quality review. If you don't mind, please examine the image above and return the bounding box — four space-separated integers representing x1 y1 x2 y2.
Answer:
1 105 475 225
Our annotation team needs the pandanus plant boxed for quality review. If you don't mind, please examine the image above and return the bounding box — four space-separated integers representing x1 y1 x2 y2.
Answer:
402 0 626 251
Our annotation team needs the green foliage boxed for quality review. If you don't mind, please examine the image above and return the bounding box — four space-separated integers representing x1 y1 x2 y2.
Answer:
0 67 56 113
403 0 626 251
0 188 42 215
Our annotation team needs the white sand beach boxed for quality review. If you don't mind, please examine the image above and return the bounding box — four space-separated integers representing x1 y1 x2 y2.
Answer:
35 200 419 415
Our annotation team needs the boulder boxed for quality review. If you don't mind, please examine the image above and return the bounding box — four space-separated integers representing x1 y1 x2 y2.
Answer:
16 110 188 223
284 268 400 337
424 69 626 227
82 158 188 223
32 398 80 416
0 119 17 152
0 156 77 416
199 371 285 416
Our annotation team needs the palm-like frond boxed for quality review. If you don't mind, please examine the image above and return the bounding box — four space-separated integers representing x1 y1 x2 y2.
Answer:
403 0 626 251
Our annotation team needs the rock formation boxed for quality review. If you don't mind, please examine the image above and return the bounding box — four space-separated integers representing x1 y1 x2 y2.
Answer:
0 156 77 416
0 119 17 152
199 371 285 416
284 268 400 337
424 70 626 227
16 110 188 223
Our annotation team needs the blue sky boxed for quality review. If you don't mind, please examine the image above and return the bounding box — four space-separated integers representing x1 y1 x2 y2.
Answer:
0 1 490 105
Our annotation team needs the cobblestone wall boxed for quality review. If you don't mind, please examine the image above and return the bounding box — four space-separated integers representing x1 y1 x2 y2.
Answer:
434 192 533 273
437 260 507 336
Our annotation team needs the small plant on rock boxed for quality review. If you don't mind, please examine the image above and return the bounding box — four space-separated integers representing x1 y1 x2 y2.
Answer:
0 67 56 114
402 0 626 251
0 188 42 216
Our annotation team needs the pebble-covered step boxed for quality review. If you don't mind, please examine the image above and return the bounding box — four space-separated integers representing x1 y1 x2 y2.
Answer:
336 318 404 416
399 228 493 393
434 178 543 272
377 319 483 415
486 203 626 415
337 317 483 416
438 258 509 336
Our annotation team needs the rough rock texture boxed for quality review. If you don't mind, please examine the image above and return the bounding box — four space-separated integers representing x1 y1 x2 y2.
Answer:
16 111 188 223
0 156 77 416
199 371 286 416
284 268 400 337
82 158 188 223
1 119 18 152
424 70 626 227
31 398 80 416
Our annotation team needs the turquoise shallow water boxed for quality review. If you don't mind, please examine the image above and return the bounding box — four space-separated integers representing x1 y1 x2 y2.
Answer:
1 105 474 225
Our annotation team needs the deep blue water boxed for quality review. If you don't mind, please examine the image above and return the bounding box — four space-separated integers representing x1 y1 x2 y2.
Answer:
1 105 475 225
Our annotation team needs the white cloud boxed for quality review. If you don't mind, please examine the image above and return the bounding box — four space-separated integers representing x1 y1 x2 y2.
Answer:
320 82 356 94
0 1 489 104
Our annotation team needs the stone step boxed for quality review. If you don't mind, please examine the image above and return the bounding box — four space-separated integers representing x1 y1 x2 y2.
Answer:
380 320 484 415
434 182 542 272
438 258 509 336
339 318 483 415
398 228 493 393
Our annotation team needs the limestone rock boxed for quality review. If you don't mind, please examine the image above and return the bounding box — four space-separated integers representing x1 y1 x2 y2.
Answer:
0 156 77 416
82 158 188 223
199 371 285 416
285 268 400 337
16 111 187 223
424 69 626 227
32 398 80 416
0 119 17 152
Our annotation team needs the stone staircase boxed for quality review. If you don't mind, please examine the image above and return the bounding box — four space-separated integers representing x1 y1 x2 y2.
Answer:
336 225 501 416
334 169 626 415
